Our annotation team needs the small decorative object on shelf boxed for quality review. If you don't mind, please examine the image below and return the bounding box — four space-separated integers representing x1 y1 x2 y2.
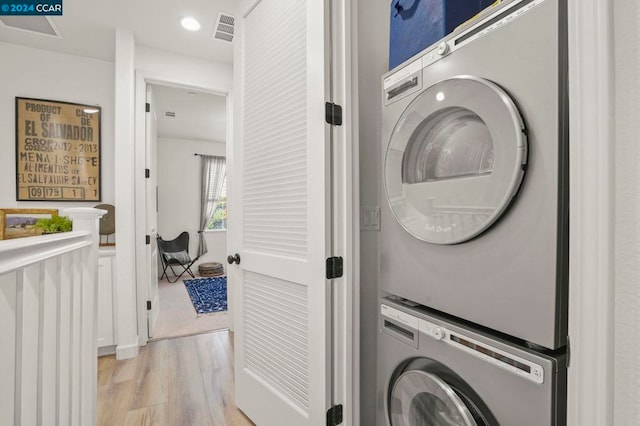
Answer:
0 208 58 240
34 215 73 234
94 203 115 246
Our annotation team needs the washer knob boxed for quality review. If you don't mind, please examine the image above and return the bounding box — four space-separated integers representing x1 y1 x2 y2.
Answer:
432 327 445 340
436 42 449 56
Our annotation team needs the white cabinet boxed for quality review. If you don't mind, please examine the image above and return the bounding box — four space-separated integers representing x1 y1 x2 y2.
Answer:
97 248 116 348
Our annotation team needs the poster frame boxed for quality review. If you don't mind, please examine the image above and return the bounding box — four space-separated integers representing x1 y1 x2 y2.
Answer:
15 96 102 202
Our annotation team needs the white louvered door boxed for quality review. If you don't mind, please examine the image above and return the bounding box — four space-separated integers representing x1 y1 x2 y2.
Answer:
230 0 333 425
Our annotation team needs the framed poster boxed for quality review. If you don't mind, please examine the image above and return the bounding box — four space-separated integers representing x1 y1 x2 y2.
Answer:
15 97 101 201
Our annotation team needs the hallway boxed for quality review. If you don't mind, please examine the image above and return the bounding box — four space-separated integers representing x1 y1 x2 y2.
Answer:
98 330 253 426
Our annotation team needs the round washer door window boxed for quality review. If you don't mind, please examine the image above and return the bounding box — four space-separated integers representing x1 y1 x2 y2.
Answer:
389 370 482 426
384 76 527 244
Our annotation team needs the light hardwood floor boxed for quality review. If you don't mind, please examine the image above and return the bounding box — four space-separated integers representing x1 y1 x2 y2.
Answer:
98 330 254 426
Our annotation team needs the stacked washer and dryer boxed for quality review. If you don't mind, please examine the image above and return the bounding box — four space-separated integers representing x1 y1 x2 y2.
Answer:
377 0 569 424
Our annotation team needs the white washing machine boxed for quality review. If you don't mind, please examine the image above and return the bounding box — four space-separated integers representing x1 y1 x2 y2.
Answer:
377 297 567 425
380 0 569 349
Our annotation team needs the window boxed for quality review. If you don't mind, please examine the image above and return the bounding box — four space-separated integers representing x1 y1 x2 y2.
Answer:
206 177 227 230
197 154 226 257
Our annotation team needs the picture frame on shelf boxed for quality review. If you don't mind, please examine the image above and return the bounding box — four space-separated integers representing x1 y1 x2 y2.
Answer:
0 208 58 240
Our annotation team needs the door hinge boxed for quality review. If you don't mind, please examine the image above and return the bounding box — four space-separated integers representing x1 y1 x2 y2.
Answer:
326 404 343 426
325 102 343 126
145 102 150 113
145 168 150 178
326 256 343 279
145 235 151 245
147 300 152 310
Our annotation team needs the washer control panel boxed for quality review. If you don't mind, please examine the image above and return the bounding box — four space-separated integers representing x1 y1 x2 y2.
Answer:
381 304 545 385
381 304 420 330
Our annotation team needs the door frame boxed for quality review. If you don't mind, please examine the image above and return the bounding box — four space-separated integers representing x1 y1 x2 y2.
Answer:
566 0 615 424
134 71 232 345
332 0 359 423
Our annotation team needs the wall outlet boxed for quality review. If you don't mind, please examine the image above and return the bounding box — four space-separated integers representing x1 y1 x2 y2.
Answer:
361 206 380 231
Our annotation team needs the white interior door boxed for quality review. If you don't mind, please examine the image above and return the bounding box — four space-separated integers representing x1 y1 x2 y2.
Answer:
146 86 160 337
230 0 335 425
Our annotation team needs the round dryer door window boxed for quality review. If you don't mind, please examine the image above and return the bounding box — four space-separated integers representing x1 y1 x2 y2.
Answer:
389 370 486 426
384 76 527 244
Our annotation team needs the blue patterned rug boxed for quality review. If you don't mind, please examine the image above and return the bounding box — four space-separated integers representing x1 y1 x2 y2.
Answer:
183 277 227 315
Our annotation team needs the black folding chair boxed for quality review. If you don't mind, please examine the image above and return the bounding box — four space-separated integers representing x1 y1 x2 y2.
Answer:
157 232 199 283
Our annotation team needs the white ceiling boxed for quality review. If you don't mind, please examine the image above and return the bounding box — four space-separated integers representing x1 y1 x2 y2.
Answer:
0 0 237 62
152 85 226 142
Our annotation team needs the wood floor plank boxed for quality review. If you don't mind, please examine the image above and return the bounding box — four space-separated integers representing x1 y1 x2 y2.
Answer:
98 331 251 426
98 380 136 426
217 330 235 365
97 354 117 388
112 347 145 384
202 366 254 426
123 407 151 426
165 336 213 426
124 404 168 426
196 331 232 372
132 339 170 409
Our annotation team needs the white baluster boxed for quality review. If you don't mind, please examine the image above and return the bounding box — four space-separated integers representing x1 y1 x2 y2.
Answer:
39 258 58 426
62 208 105 426
0 271 17 425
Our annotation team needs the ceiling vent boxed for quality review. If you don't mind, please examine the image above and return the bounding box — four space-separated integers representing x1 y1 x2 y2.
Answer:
0 16 61 37
164 111 176 118
213 12 234 42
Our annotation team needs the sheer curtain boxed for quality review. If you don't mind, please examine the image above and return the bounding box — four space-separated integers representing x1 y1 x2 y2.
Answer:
198 155 226 258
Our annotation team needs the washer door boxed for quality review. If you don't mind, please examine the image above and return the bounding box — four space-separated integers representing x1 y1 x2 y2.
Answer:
389 370 485 426
384 76 527 244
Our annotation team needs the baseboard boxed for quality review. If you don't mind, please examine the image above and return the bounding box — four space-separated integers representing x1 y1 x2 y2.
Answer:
116 337 140 360
98 345 116 357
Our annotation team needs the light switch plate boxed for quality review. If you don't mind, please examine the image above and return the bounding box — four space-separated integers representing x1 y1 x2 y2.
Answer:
361 206 380 231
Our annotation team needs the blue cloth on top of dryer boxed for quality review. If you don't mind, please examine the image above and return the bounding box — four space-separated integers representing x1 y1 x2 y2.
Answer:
389 0 495 70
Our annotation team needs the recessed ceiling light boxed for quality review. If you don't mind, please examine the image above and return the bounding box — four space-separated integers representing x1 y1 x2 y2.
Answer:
180 16 201 31
188 92 197 96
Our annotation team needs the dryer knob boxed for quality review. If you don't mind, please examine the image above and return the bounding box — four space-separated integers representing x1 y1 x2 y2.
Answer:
436 42 449 56
432 327 445 340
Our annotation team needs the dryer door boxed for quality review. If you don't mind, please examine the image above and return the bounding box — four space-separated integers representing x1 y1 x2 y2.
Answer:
389 370 486 426
384 76 527 244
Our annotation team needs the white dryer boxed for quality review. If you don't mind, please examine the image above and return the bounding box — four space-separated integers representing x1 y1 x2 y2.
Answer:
379 0 569 349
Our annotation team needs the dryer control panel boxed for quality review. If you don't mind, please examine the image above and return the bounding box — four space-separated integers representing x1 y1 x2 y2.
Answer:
381 304 545 385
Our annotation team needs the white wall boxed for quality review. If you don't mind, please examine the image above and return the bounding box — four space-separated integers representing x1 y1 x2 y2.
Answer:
357 2 389 424
0 41 115 208
157 137 228 272
136 46 233 93
614 1 640 423
113 29 139 360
